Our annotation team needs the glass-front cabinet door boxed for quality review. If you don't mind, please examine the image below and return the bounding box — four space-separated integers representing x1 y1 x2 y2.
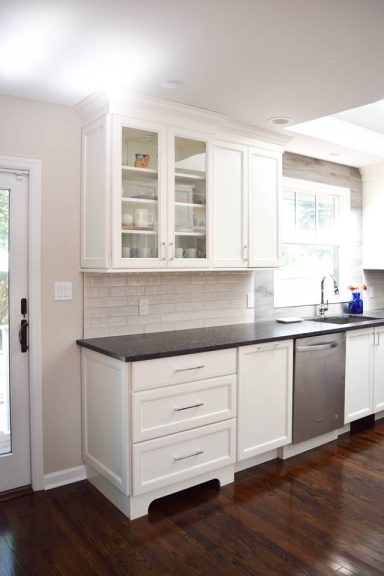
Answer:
113 119 165 267
169 134 209 266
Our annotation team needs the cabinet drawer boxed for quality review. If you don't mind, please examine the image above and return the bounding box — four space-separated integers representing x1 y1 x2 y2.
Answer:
132 374 236 442
131 348 236 391
132 419 236 495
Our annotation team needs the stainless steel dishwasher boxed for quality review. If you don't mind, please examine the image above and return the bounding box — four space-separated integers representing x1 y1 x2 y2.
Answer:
293 332 345 444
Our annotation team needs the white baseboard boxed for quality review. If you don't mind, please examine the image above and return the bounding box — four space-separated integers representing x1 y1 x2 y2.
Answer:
235 449 278 473
44 465 86 490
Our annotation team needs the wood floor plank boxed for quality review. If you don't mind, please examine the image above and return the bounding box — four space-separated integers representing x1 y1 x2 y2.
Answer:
2 422 384 575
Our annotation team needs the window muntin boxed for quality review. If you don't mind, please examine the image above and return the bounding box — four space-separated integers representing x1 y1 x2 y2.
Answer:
274 179 349 308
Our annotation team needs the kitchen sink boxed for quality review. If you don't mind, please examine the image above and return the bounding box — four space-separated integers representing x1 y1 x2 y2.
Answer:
310 315 377 325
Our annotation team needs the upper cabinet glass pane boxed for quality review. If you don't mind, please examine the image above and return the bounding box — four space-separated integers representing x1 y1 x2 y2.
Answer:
174 137 207 260
121 127 159 260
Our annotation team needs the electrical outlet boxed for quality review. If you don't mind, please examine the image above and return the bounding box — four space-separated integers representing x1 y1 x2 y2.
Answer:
139 299 149 316
247 293 255 309
369 286 375 298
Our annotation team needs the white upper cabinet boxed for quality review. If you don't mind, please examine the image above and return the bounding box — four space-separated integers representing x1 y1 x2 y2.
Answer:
80 93 287 270
361 165 384 270
212 140 282 269
167 129 210 268
81 116 110 269
213 141 248 268
112 116 167 268
248 148 281 268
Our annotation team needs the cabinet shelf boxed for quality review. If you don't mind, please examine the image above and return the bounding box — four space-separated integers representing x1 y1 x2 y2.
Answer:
122 228 158 235
175 202 206 208
122 197 158 205
175 172 205 182
123 166 158 180
175 231 206 237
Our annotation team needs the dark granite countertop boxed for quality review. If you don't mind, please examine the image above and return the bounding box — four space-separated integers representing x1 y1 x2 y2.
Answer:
76 309 384 362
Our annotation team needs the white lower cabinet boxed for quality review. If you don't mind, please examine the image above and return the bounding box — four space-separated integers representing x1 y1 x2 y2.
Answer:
237 340 293 460
131 374 236 442
132 419 236 496
345 326 384 423
81 347 237 519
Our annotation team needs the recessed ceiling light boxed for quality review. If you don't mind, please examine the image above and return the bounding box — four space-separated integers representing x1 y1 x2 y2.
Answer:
329 152 341 157
267 117 293 126
162 78 186 89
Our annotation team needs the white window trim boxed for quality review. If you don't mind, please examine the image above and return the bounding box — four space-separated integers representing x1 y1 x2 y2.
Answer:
275 177 351 308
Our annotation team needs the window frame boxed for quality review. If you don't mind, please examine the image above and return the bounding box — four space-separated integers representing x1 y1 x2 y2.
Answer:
274 177 351 308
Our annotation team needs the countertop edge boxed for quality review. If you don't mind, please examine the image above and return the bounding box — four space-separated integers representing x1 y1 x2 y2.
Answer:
76 315 384 362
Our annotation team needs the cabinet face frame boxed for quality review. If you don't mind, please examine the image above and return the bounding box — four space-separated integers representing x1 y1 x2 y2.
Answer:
212 140 249 268
166 127 212 268
111 115 168 268
248 147 282 268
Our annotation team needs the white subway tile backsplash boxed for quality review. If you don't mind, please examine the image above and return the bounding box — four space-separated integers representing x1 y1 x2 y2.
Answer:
109 286 145 296
110 325 145 336
175 319 205 330
83 271 254 338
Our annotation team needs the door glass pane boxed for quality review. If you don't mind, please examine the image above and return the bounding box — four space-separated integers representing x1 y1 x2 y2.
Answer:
174 137 206 259
0 189 10 455
121 127 159 259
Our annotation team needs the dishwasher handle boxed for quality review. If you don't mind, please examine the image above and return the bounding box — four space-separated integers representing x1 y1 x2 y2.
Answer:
296 342 339 352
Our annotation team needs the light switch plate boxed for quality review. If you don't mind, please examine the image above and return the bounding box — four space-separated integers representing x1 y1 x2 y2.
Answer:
247 293 255 308
55 282 72 301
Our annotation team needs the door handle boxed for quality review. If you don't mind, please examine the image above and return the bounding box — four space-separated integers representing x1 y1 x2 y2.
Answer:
19 319 29 353
296 342 338 352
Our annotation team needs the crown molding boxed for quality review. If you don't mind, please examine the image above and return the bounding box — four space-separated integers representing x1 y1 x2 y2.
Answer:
75 89 291 148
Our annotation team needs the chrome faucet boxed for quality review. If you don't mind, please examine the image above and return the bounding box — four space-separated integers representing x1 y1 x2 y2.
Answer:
319 274 339 317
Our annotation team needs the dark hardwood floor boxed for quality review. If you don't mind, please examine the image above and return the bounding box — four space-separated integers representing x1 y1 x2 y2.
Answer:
2 423 384 576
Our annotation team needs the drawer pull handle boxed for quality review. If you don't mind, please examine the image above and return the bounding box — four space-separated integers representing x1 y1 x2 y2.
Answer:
174 449 204 462
174 365 205 372
174 402 204 412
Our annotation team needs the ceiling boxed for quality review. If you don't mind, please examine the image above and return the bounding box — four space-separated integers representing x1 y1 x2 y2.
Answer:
287 99 384 167
1 0 384 165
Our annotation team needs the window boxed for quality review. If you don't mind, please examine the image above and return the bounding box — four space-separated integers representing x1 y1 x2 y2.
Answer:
274 178 350 307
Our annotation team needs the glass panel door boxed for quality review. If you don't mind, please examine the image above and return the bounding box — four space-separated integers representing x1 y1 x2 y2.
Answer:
0 169 30 493
121 127 159 260
174 137 207 260
0 189 9 455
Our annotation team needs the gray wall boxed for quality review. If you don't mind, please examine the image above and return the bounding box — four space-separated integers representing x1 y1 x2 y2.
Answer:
0 94 83 475
254 152 364 320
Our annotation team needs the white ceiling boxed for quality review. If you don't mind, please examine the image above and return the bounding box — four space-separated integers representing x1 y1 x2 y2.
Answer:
287 99 384 167
2 0 384 164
